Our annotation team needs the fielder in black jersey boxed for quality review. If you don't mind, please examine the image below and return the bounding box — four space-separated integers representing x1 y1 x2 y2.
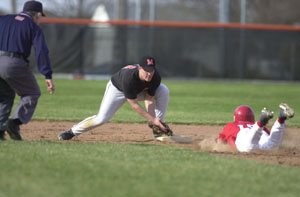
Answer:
58 56 169 140
111 64 161 99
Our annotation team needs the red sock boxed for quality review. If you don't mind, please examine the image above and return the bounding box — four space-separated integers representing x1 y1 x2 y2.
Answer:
257 121 264 127
278 118 285 124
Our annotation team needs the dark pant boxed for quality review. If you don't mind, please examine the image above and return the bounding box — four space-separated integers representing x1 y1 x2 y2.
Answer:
0 56 41 129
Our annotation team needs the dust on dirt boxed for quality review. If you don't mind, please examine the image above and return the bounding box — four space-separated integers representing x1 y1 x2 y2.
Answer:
14 121 300 167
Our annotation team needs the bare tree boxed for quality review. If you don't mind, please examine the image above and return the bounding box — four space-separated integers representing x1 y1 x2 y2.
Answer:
249 0 300 25
10 0 17 13
45 0 113 18
78 0 84 18
19 0 300 25
155 0 220 22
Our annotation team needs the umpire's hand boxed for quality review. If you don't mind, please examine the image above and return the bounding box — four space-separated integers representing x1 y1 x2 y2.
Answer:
45 79 55 94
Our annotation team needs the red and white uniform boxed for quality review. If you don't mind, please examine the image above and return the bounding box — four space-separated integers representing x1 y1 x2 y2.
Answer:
218 119 286 152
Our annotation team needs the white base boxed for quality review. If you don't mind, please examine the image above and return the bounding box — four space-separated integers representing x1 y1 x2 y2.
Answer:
155 135 193 144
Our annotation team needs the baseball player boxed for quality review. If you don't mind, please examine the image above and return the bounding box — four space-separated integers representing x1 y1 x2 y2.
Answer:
218 103 294 152
0 1 55 140
58 56 170 140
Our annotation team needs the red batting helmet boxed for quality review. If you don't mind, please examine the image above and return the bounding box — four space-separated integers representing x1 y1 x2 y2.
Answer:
234 105 255 123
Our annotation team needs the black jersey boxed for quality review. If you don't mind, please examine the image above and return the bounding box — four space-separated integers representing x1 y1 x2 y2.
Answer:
111 64 161 99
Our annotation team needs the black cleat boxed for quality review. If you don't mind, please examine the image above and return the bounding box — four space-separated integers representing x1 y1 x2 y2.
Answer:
58 129 75 140
0 131 6 141
279 103 294 121
4 119 22 140
259 108 274 126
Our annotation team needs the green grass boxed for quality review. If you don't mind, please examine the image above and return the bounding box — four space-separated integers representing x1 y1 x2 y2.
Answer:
3 77 300 197
1 141 300 197
31 78 300 127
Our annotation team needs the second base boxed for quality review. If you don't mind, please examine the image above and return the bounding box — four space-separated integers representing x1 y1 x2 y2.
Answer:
155 135 193 144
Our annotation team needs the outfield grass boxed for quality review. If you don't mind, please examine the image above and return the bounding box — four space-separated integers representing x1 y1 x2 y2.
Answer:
2 77 300 197
32 78 300 127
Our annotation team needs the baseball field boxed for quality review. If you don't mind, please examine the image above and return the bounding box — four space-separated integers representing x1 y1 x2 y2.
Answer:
1 77 300 197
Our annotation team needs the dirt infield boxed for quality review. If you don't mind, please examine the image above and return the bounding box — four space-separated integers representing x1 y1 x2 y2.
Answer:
18 121 300 167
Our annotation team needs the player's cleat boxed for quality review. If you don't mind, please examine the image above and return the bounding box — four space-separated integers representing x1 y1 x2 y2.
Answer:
3 119 22 140
0 131 6 140
279 103 294 121
58 129 75 140
259 108 274 126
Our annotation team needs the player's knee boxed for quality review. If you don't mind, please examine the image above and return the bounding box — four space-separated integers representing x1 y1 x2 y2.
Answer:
94 116 110 125
31 87 41 98
156 84 169 98
21 95 40 104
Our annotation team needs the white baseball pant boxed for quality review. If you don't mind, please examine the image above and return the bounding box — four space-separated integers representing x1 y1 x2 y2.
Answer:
71 80 169 135
235 120 286 152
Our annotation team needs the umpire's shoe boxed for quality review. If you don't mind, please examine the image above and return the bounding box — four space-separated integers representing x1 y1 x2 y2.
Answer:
4 119 22 140
279 103 294 121
259 108 274 126
58 129 75 140
0 131 6 140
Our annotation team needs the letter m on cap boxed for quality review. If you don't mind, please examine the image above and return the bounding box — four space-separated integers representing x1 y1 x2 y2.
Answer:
147 59 154 65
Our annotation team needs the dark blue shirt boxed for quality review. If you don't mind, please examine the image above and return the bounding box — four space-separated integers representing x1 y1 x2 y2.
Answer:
0 13 52 79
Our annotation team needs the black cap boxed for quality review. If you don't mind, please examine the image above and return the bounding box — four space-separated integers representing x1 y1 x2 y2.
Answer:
23 1 45 16
139 56 156 72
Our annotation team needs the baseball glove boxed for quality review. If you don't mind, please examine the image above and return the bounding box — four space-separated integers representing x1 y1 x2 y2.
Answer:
148 121 173 138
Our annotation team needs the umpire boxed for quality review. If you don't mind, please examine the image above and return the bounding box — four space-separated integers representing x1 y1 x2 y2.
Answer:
0 1 55 140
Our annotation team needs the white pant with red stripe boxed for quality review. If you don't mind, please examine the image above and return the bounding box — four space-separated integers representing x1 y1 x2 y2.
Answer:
235 120 286 152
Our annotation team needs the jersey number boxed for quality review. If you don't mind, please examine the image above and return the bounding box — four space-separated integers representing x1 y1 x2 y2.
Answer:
237 124 253 130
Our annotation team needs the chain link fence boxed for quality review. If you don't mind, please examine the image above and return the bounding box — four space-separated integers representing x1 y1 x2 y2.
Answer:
30 21 300 81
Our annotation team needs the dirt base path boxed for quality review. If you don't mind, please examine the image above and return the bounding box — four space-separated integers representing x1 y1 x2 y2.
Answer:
17 121 300 167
